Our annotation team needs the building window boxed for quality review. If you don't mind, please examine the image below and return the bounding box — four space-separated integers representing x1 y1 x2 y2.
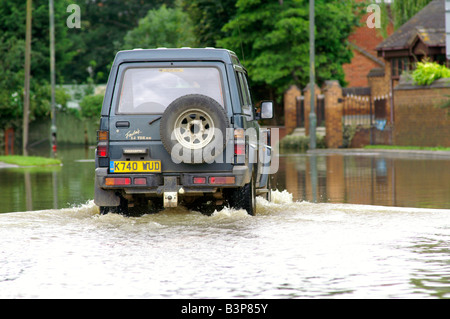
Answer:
391 57 409 78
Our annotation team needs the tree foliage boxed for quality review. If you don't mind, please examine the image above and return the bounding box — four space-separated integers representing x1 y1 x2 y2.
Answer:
0 0 369 129
0 0 74 129
218 0 363 95
122 4 196 50
79 94 104 119
391 0 433 30
184 0 237 47
63 0 175 83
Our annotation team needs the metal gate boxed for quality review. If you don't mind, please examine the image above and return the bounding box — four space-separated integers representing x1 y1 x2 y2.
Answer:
296 96 304 127
342 87 373 127
296 95 325 127
341 87 391 145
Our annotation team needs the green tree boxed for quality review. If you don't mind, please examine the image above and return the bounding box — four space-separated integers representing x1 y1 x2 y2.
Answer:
391 0 433 29
218 0 363 97
184 0 237 47
0 0 74 129
64 0 175 84
122 3 196 50
79 94 104 119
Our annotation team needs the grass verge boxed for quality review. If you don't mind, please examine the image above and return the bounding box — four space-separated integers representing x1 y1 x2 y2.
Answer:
364 145 450 152
0 155 61 167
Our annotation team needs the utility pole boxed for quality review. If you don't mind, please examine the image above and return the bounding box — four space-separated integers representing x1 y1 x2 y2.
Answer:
49 0 57 155
309 0 317 150
23 0 32 156
446 0 450 60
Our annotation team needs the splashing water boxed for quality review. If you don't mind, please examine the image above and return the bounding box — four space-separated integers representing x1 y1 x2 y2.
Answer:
1 190 449 299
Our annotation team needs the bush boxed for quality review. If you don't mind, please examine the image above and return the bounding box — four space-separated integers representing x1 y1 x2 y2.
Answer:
280 134 326 151
79 94 104 118
412 61 450 86
342 125 357 148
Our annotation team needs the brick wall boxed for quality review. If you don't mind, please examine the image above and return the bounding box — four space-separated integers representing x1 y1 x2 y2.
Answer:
323 81 343 148
342 0 393 87
282 70 450 149
283 85 301 135
367 69 389 99
394 79 450 147
343 50 380 87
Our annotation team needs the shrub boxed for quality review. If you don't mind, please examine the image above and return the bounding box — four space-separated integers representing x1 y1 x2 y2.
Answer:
412 61 450 86
280 134 326 151
79 94 104 118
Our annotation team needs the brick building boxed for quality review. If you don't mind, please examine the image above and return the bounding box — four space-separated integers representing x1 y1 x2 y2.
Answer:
284 0 450 147
344 0 447 89
376 0 447 86
371 0 447 123
365 0 449 147
342 0 394 87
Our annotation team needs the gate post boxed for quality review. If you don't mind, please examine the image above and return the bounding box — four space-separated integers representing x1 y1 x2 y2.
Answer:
323 80 343 148
5 127 14 155
284 85 301 135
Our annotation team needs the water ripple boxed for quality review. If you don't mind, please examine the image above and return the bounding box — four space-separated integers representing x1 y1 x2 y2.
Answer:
1 191 449 298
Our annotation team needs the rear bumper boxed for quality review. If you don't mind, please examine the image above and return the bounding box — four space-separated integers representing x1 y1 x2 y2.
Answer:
95 165 251 196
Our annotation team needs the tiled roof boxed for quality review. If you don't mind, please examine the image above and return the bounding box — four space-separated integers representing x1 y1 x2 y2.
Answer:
376 0 445 51
415 27 446 47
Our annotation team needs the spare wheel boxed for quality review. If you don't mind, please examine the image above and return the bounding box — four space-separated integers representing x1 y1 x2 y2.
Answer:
160 94 230 164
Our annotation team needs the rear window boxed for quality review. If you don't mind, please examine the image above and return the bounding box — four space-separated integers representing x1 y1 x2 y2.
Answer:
117 67 224 114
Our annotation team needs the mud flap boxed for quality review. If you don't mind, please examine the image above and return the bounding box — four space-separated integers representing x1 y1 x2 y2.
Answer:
94 168 120 207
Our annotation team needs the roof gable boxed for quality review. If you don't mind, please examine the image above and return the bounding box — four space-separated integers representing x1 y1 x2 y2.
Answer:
377 0 445 52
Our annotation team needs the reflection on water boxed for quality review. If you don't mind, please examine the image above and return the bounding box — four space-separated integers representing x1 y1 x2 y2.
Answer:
1 147 450 298
0 146 95 213
275 151 450 209
1 146 449 213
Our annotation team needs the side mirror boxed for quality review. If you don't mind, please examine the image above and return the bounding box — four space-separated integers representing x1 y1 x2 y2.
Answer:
260 101 273 119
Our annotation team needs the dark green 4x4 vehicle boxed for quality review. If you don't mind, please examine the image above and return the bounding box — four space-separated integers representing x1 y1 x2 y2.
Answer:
94 48 275 215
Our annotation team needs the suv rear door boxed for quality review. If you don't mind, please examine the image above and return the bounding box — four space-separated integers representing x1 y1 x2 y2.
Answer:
108 61 233 172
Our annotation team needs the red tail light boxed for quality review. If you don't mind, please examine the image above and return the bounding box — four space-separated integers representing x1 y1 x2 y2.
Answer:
105 177 131 186
97 145 108 157
234 144 245 155
209 176 235 185
193 177 206 184
97 130 109 158
133 177 147 185
234 128 245 163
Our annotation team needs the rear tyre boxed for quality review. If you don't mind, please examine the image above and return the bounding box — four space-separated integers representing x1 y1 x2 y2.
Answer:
127 197 149 217
99 196 128 215
225 170 257 216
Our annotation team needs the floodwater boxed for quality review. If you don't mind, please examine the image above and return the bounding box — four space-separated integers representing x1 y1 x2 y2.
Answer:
0 146 449 299
277 150 450 209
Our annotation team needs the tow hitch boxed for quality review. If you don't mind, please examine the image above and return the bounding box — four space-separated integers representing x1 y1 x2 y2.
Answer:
162 176 179 208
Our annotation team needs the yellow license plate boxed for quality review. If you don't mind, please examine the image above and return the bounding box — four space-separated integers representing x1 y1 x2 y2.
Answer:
110 161 161 173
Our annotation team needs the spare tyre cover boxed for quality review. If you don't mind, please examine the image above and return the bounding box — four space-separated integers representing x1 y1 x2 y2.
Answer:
160 94 230 164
